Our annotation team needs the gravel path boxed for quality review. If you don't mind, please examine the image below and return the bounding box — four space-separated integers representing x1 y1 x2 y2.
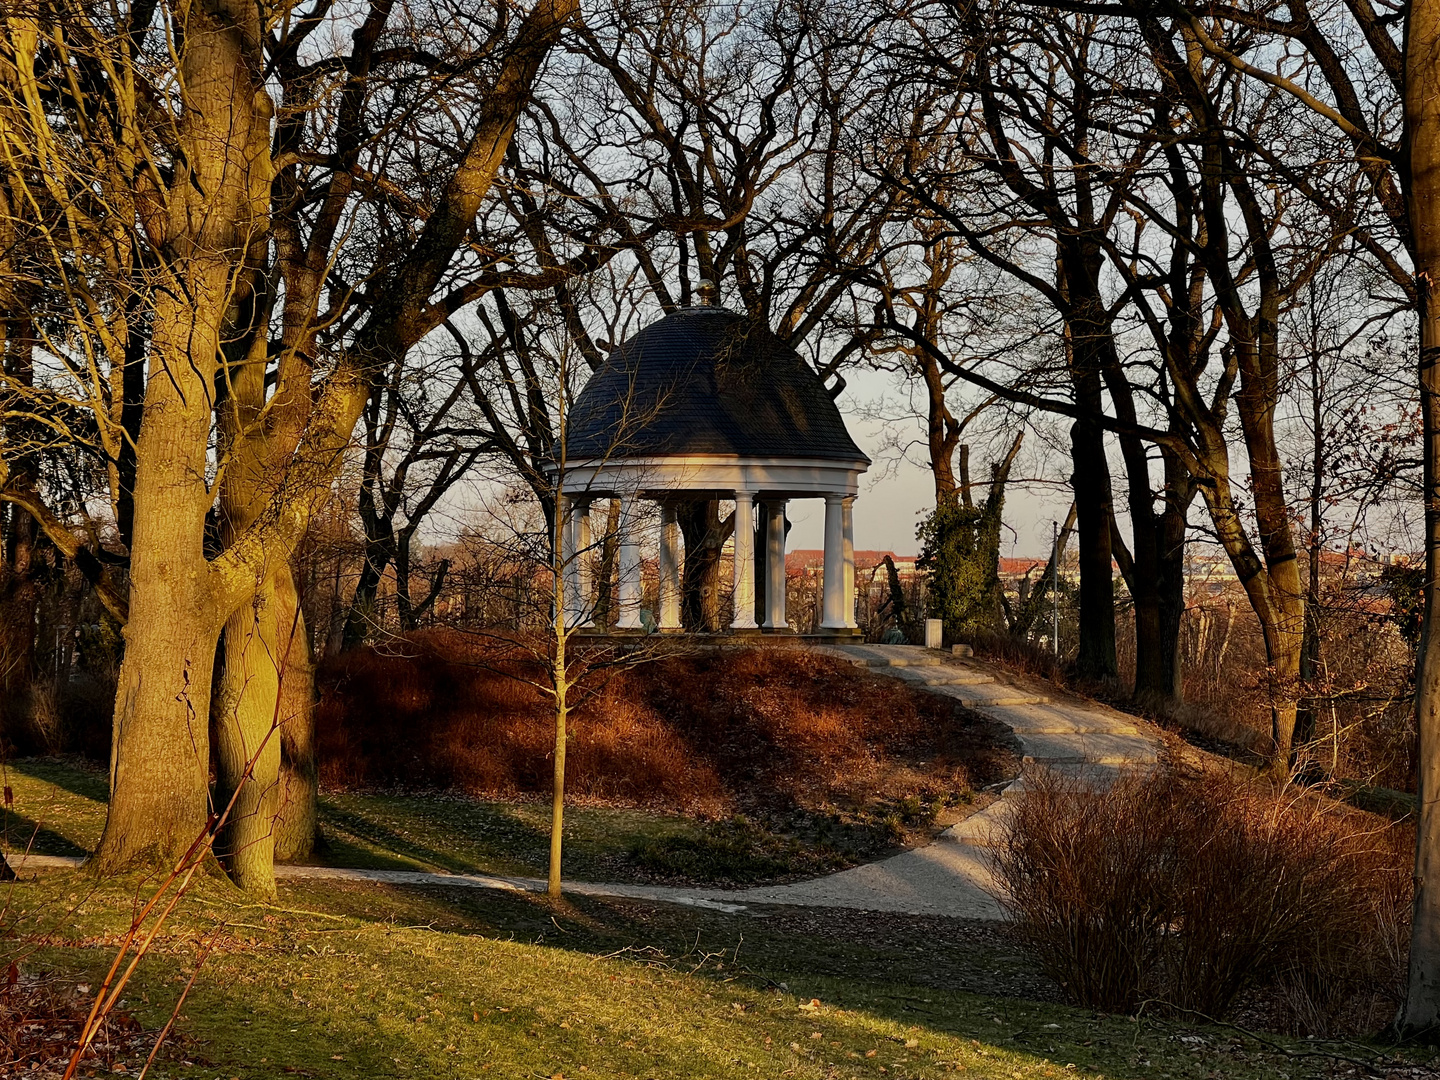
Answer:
12 646 1161 920
757 644 1162 918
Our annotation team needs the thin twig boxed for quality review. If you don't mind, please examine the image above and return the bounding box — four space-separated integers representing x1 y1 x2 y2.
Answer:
136 930 218 1079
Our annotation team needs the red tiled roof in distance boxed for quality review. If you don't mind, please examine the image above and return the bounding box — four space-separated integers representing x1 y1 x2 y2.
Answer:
999 557 1047 576
785 549 917 572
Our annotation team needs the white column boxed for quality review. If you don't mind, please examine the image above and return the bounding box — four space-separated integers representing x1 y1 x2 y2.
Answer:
616 498 642 629
842 496 857 629
821 494 846 629
559 496 579 627
658 502 682 630
730 490 758 630
763 500 788 630
575 500 594 628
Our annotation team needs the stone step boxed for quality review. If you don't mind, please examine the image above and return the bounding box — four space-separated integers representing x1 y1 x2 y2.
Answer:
891 667 995 688
1015 730 1159 766
864 656 947 669
938 684 1051 708
975 701 1137 735
828 644 948 668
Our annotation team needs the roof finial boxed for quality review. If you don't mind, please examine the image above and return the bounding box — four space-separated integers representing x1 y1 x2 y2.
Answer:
696 278 718 307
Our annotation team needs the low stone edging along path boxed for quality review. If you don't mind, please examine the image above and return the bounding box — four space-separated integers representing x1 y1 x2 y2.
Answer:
13 645 1162 920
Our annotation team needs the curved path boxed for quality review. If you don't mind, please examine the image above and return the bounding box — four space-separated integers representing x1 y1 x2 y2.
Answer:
13 646 1162 920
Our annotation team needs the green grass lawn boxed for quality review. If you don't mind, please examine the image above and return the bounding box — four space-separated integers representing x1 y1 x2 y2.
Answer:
0 756 109 857
0 757 924 885
6 868 1424 1080
314 790 845 884
0 758 1433 1078
316 789 711 878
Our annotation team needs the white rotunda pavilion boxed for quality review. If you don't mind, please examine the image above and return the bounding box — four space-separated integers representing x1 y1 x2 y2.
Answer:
557 305 869 634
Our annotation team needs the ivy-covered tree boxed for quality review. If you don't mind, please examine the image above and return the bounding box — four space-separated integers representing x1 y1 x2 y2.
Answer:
917 433 1022 642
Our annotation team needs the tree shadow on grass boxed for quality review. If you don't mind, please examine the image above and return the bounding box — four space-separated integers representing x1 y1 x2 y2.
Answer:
0 811 89 858
140 881 1159 1080
8 758 109 804
29 873 1324 1080
307 801 551 877
276 876 1055 1005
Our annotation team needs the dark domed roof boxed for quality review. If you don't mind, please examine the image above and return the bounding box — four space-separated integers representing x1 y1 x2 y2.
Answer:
565 307 868 463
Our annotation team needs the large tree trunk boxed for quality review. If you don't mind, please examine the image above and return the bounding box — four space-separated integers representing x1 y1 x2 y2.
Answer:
95 0 573 886
1194 444 1303 764
920 330 961 504
1155 450 1191 702
1125 454 1194 707
1235 353 1306 764
0 504 41 745
342 389 397 649
272 567 317 862
99 597 219 870
1064 266 1118 680
1103 347 1187 706
97 266 238 869
394 534 415 631
213 571 286 895
1295 477 1324 754
1070 412 1117 679
212 561 316 889
592 499 621 628
1401 0 1440 1032
94 325 224 869
341 538 391 649
1116 454 1166 705
0 378 42 745
0 313 40 733
94 0 270 872
201 0 575 894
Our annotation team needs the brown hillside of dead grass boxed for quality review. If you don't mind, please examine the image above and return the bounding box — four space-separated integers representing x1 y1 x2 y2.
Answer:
315 633 1018 819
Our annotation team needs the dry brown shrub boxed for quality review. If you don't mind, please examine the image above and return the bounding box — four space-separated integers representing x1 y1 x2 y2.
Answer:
25 682 63 755
315 631 1017 816
992 765 1409 1034
967 631 1065 683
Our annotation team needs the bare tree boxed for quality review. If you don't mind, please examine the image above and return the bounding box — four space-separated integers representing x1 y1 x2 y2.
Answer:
1106 0 1440 1026
0 0 581 890
428 298 682 897
868 3 1352 745
339 345 489 648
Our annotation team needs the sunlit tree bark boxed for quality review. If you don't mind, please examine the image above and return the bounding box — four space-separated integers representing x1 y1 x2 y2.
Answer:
94 0 274 870
1402 0 1440 1033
